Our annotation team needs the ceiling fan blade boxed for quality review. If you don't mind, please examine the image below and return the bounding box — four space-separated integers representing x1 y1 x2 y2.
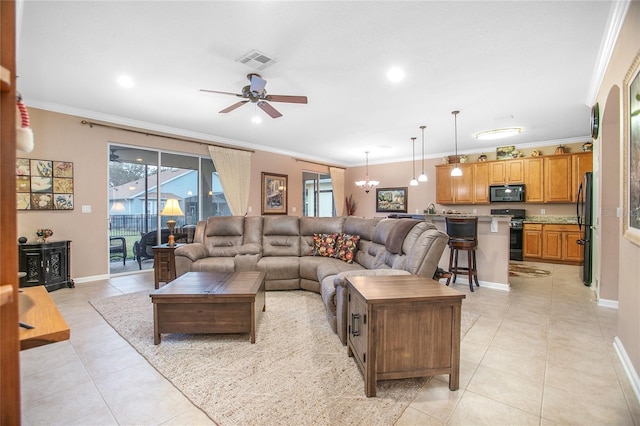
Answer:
219 100 249 114
200 89 244 97
257 101 283 118
249 74 267 95
266 94 308 104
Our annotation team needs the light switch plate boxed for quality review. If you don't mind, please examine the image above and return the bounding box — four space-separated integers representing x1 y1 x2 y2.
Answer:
81 205 91 213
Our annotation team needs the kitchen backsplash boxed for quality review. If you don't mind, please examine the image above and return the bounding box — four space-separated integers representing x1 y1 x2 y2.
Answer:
525 215 578 224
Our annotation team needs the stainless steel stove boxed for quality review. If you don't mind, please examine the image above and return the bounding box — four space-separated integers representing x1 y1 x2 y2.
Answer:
491 208 526 261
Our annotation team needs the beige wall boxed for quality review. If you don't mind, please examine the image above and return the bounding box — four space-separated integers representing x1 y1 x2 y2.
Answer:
595 1 640 381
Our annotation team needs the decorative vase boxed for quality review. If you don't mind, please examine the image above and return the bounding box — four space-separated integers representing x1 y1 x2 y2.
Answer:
478 153 487 162
555 145 566 155
582 142 593 152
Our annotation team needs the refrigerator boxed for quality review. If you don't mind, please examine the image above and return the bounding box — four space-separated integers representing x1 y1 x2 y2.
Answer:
576 172 593 286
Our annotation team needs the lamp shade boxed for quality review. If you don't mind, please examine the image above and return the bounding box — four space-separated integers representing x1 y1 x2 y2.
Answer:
110 201 126 213
160 198 184 217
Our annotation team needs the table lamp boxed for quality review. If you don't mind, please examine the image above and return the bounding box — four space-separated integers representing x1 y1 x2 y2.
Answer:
160 198 184 238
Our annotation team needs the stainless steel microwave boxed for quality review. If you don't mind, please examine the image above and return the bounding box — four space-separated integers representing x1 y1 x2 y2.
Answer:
489 184 525 202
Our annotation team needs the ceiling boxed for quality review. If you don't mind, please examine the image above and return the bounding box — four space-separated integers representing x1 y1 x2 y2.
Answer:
16 1 614 167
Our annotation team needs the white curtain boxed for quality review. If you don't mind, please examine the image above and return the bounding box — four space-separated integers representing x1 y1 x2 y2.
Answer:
208 146 252 216
330 167 345 216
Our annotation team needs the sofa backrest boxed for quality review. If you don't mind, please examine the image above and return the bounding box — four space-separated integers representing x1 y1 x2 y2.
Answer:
262 216 300 256
299 216 346 256
203 216 244 257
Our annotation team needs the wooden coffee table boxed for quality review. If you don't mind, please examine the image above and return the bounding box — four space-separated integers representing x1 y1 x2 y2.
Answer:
150 271 266 344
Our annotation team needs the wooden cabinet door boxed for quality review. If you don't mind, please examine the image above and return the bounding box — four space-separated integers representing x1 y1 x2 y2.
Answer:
473 162 490 204
523 224 542 258
544 155 572 202
523 158 544 203
506 159 524 183
542 229 563 260
489 161 507 184
453 164 474 204
563 230 584 262
436 165 454 204
572 152 593 201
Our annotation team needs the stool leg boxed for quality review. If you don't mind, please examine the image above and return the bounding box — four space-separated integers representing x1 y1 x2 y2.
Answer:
453 249 459 283
446 247 454 286
467 249 474 292
473 250 479 287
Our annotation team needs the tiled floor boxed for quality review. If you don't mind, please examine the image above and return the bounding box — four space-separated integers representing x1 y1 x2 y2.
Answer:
20 262 640 425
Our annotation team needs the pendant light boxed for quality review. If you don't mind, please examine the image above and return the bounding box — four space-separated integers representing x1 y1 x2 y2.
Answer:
355 151 379 193
418 125 428 182
410 137 419 186
450 110 463 177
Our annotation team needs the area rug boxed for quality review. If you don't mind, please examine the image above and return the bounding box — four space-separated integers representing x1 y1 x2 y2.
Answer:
91 290 479 425
509 262 551 278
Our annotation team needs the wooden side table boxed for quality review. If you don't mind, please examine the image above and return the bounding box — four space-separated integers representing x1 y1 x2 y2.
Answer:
346 275 466 397
152 243 183 289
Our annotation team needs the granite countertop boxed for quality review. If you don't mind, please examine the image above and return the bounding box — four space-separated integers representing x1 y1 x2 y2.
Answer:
523 215 578 224
424 213 512 220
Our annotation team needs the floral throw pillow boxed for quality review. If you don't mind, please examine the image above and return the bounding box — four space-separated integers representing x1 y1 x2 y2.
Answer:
335 233 360 264
310 233 338 257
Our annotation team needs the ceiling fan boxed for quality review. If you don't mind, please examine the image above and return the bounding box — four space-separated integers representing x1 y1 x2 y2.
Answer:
200 73 308 119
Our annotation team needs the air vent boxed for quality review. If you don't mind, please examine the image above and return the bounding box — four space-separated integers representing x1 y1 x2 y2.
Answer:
236 49 277 71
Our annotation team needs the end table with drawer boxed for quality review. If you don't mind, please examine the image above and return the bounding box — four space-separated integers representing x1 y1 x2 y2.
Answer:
152 243 183 289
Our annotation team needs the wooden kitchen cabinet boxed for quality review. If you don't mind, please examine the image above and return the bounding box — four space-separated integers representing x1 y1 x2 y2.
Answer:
572 152 593 201
523 157 544 203
544 155 572 203
523 223 543 258
472 162 490 203
489 159 524 184
525 223 583 264
435 163 473 204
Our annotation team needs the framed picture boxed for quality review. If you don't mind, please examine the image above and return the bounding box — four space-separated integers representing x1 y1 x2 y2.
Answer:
496 145 515 160
376 187 407 213
261 172 288 215
623 50 640 246
16 158 74 210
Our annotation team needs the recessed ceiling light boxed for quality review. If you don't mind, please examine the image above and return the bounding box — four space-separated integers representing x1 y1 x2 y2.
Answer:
117 75 134 88
475 127 522 140
387 67 405 83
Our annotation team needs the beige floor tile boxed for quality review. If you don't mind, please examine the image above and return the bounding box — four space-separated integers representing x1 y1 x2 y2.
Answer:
407 378 465 422
395 406 445 426
79 343 147 379
433 358 479 390
447 390 541 425
542 384 633 425
466 365 543 416
546 340 617 379
22 381 107 425
481 345 546 383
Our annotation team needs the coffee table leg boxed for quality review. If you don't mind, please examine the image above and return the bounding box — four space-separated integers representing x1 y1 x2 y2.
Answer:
153 303 161 345
250 301 256 343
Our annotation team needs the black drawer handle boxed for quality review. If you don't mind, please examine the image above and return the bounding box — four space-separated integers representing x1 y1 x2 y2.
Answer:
351 313 360 337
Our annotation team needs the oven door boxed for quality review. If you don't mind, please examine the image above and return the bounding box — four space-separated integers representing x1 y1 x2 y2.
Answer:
510 226 523 261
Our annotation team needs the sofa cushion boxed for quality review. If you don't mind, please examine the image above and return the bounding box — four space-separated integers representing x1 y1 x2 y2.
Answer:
310 233 338 257
262 216 300 256
316 258 364 284
334 233 360 263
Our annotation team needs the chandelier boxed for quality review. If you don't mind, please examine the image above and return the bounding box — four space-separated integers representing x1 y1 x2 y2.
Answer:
355 151 379 193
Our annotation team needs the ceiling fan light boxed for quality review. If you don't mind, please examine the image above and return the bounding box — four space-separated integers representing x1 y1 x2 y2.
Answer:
251 115 262 124
475 127 522 140
451 167 463 177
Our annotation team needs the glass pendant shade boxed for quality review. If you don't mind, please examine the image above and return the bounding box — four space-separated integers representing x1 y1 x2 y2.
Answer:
418 125 428 182
450 166 463 176
410 137 419 186
355 151 379 193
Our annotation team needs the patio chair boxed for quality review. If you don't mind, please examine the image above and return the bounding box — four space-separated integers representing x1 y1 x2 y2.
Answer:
109 236 127 265
133 229 187 269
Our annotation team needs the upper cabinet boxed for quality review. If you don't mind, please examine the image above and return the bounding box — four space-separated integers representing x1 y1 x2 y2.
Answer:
489 159 524 184
436 152 592 205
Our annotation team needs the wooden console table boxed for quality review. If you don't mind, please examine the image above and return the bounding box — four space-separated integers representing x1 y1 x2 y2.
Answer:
19 286 70 350
18 240 73 291
346 275 465 397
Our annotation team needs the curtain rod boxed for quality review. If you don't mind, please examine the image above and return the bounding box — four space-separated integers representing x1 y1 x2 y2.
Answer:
293 157 346 170
80 120 255 153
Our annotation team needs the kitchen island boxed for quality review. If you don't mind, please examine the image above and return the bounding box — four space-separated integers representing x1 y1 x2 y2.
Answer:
424 214 512 291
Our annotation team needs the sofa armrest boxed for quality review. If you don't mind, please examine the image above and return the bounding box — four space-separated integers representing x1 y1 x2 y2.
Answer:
174 243 208 262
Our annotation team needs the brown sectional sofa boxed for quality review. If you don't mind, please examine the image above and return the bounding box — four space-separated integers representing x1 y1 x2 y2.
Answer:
174 215 449 344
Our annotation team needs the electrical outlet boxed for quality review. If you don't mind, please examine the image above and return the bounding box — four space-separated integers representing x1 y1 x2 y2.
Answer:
292 206 297 213
472 208 477 214
248 206 252 213
540 208 546 215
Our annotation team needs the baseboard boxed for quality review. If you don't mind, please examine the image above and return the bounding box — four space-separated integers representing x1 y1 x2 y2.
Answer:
438 277 510 292
73 274 110 284
613 336 640 406
598 298 619 309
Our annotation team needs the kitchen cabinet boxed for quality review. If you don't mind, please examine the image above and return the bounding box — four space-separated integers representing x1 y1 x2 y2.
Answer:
435 164 473 204
572 152 593 201
472 163 490 203
544 155 572 203
523 157 544 203
523 223 542 258
18 241 73 292
489 159 524 184
524 223 582 264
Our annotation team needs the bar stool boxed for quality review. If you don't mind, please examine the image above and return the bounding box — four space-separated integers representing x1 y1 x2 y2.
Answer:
445 217 479 292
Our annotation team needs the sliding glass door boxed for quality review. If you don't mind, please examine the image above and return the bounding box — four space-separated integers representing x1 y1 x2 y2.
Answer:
303 171 334 217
